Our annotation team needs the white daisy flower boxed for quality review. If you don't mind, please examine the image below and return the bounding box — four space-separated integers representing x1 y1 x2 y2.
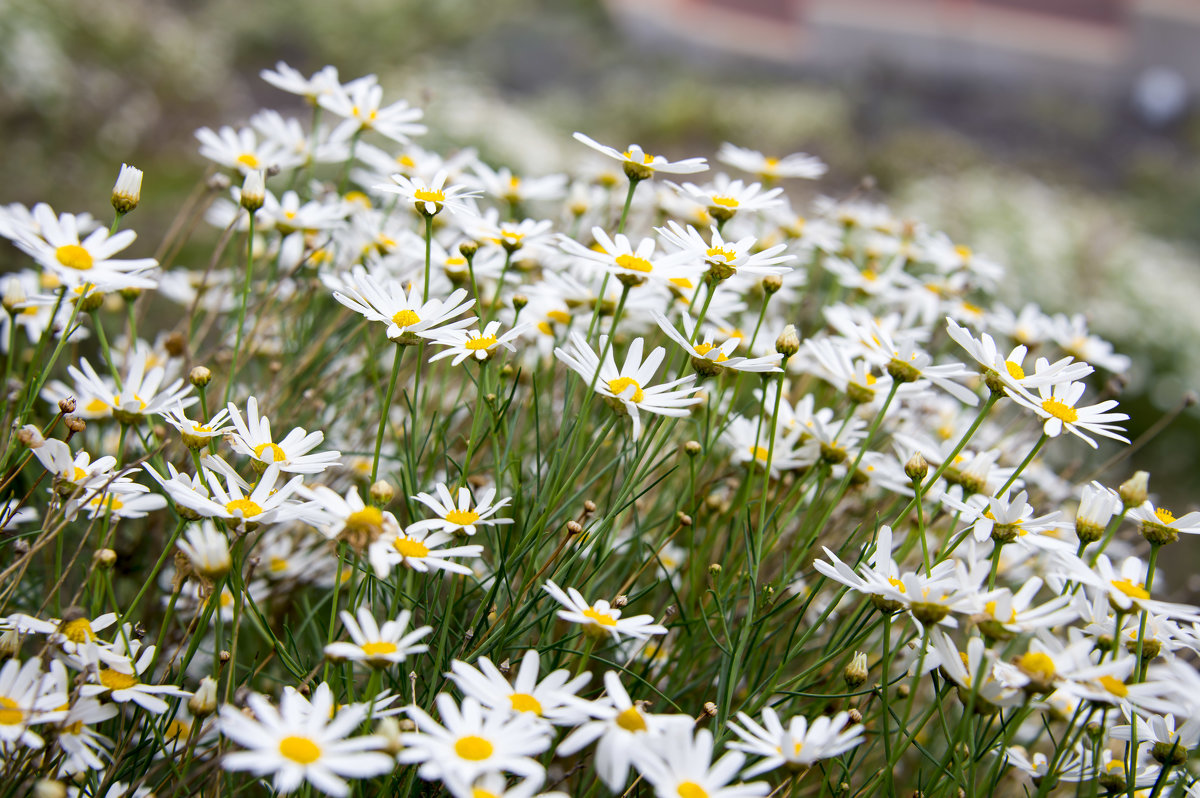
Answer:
1008 374 1129 448
318 73 426 144
327 266 476 343
13 203 158 291
366 528 484 578
542 580 667 642
0 657 67 750
324 607 432 669
559 227 697 287
727 707 866 776
54 696 118 776
227 396 341 474
556 671 692 791
408 483 513 537
1128 499 1200 545
447 649 592 726
259 61 342 103
220 682 394 797
554 333 703 441
636 725 769 798
79 632 189 714
670 174 785 221
572 132 707 180
717 143 827 181
945 317 1093 398
399 693 552 783
162 404 234 450
654 312 782 376
195 124 300 175
425 320 531 366
177 521 232 580
158 463 311 529
378 169 481 217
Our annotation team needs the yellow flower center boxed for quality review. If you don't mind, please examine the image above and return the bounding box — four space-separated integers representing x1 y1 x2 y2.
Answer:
1099 675 1128 697
225 498 263 518
615 706 647 732
705 246 737 262
583 607 618 627
607 377 645 403
56 245 94 271
954 245 973 260
677 782 709 798
614 253 653 273
0 697 24 726
392 309 421 328
1005 360 1025 380
269 556 289 573
983 601 1016 623
1017 651 1056 681
710 196 739 208
360 641 399 657
454 735 494 761
509 693 543 714
278 735 322 764
61 617 95 643
750 446 770 463
445 509 481 526
693 343 729 362
88 495 125 512
887 577 907 594
165 718 191 740
346 506 384 531
253 442 288 463
236 153 260 169
1155 507 1176 525
464 335 498 351
623 151 655 164
474 791 500 798
1041 398 1078 424
1111 579 1149 601
413 188 445 203
84 398 110 414
98 668 139 690
393 536 430 558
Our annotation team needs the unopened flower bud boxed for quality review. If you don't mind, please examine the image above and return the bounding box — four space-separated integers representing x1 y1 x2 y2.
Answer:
75 289 105 313
512 294 528 312
1119 471 1149 509
775 324 800 358
111 163 143 215
458 240 479 258
58 397 77 415
566 520 583 536
17 424 43 449
761 274 783 295
708 563 722 576
905 452 928 482
219 650 231 663
684 440 702 457
583 500 597 515
189 366 212 388
369 480 395 505
93 548 117 569
612 595 628 609
847 708 863 724
844 651 869 688
2 276 26 312
118 286 142 303
240 170 265 213
676 512 692 526
64 416 86 435
189 676 219 717
206 173 231 192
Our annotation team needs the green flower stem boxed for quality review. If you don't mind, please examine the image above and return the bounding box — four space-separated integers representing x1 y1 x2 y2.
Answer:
998 432 1049 495
422 210 434 303
225 211 256 406
91 309 123 391
1128 543 1162 798
371 344 405 486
